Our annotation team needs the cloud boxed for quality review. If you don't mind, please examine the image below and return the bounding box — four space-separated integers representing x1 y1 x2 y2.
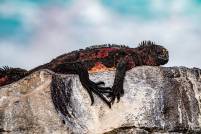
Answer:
0 0 201 69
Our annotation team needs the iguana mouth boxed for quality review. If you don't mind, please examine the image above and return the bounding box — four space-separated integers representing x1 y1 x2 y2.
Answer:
89 62 115 73
158 57 169 65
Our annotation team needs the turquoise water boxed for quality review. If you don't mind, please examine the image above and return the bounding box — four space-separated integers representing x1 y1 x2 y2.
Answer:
0 17 22 38
0 0 201 68
102 0 152 18
0 0 72 41
0 0 200 41
102 0 201 19
0 0 71 6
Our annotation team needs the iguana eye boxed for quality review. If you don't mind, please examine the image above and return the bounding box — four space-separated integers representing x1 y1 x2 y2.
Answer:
161 49 167 55
156 49 165 55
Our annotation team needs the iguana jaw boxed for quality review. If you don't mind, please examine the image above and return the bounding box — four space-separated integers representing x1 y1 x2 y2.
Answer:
157 57 169 65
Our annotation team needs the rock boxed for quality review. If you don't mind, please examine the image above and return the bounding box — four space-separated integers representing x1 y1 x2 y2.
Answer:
0 66 201 134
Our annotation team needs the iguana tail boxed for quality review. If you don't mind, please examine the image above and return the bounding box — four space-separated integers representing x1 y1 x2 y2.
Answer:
0 66 28 87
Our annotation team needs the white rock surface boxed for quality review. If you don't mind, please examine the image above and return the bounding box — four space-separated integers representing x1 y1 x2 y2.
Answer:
0 66 201 134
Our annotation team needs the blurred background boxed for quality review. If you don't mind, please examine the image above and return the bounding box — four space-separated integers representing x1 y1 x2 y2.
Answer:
0 0 201 69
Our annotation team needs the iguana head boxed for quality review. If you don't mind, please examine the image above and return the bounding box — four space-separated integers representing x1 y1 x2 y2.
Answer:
137 41 169 66
0 66 27 87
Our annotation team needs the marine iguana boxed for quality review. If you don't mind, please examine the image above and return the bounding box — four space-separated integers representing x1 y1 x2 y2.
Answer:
0 41 169 108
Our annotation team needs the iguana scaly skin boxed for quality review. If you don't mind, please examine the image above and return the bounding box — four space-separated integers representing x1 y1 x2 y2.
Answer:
0 41 169 108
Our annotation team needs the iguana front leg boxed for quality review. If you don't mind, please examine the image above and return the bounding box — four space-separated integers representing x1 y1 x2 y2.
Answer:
110 58 127 104
53 62 112 108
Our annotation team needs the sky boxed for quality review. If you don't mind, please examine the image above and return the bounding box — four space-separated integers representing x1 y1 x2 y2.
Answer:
0 0 201 69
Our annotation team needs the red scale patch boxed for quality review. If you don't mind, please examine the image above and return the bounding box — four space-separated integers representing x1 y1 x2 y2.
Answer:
0 76 8 86
97 48 117 59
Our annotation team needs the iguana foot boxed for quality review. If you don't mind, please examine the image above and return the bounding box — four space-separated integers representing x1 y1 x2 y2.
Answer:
81 80 112 108
95 81 105 86
109 59 127 104
76 64 112 108
54 62 112 108
109 82 124 104
92 81 112 93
